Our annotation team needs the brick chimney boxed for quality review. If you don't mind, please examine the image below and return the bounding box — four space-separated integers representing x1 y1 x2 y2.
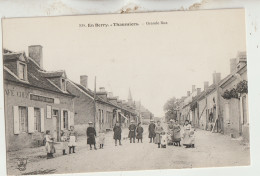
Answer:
97 87 107 101
80 75 88 89
187 91 191 96
213 72 221 85
204 81 209 91
197 88 201 94
230 58 237 73
28 45 43 68
192 85 196 93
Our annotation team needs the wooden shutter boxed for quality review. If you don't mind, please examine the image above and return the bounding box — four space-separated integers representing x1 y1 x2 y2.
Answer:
40 108 45 132
70 111 74 127
28 107 34 133
60 110 64 130
67 110 71 128
13 106 20 134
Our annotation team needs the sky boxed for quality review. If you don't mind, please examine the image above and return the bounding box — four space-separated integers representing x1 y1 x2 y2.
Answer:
2 9 246 117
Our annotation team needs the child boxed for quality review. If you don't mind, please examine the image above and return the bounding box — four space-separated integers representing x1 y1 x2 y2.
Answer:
136 122 144 143
68 126 78 154
189 130 195 148
98 129 105 149
160 132 167 148
61 130 68 155
45 130 55 159
155 121 164 148
183 120 193 148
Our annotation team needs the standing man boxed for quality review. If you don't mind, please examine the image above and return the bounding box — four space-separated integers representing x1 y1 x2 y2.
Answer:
128 120 136 143
148 119 156 143
87 121 97 150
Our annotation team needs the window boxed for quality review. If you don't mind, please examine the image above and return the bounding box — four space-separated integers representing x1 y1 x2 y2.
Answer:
19 107 28 132
61 78 66 91
63 110 68 129
34 108 41 132
18 63 26 80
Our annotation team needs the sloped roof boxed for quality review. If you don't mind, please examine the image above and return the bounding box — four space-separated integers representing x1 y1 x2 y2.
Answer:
3 51 73 97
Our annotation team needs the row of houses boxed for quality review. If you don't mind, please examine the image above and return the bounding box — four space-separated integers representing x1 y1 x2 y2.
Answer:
176 51 249 141
3 45 153 151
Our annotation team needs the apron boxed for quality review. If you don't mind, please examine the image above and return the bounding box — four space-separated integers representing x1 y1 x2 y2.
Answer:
68 136 77 147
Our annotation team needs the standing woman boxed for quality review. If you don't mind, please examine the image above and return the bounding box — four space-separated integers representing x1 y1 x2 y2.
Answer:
167 119 174 145
154 121 164 148
68 126 78 154
183 120 192 148
136 122 144 143
45 130 55 159
173 120 181 146
87 121 97 150
148 119 156 143
113 122 122 146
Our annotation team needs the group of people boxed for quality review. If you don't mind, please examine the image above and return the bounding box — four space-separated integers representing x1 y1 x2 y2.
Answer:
45 125 78 159
44 119 195 159
148 119 195 148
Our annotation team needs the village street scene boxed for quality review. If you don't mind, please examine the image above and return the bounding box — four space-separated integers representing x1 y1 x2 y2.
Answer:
3 46 249 175
2 10 249 175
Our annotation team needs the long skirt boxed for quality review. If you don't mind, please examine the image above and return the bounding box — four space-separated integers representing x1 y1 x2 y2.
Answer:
183 131 192 145
154 133 161 144
173 130 181 142
68 136 77 147
87 133 96 144
45 142 56 153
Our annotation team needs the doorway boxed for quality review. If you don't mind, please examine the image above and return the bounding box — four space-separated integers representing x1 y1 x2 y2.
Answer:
52 109 60 142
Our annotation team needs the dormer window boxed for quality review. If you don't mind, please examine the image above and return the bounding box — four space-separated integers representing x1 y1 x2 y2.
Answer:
61 78 66 92
18 62 27 80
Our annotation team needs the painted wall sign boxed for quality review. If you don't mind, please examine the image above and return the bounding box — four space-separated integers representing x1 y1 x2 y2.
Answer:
30 94 54 103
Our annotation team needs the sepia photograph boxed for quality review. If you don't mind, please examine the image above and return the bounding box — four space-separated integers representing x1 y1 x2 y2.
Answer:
2 9 249 175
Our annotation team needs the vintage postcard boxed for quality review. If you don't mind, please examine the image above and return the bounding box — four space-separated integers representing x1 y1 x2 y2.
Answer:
2 9 249 175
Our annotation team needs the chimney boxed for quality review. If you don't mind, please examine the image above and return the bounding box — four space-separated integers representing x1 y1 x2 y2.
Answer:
230 58 237 73
197 88 201 95
99 87 105 92
192 85 196 93
187 91 191 96
213 72 221 85
80 75 88 88
28 45 43 68
236 51 247 70
204 81 209 91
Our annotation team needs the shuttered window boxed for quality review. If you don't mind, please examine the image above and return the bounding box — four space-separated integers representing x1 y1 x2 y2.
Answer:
63 110 68 129
19 107 28 132
34 108 41 132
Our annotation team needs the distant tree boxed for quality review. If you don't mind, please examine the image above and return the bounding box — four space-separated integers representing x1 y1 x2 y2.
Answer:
163 97 178 122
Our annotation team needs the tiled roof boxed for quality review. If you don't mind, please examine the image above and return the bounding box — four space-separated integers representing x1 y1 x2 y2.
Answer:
3 52 73 97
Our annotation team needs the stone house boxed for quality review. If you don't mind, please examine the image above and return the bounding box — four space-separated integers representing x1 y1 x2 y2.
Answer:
3 46 75 151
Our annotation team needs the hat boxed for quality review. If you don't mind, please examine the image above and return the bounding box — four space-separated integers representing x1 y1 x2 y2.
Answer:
170 119 174 122
88 121 93 124
150 119 154 122
130 120 135 123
